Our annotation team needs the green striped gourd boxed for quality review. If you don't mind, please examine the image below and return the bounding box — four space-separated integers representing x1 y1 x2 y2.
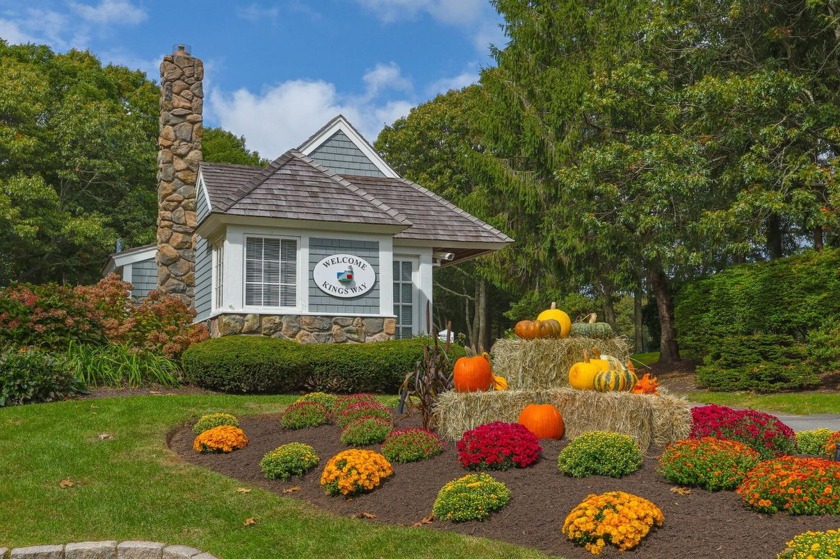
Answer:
593 368 638 392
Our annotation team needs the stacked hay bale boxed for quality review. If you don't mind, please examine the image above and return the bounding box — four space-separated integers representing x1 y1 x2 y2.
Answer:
434 333 691 452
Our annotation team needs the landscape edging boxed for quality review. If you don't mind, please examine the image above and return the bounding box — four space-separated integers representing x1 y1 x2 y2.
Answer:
1 541 218 559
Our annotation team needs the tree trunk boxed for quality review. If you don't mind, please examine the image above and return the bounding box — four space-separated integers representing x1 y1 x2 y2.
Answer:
599 281 618 329
766 214 784 259
471 280 480 351
815 226 824 252
649 268 681 364
464 297 473 349
634 286 644 353
477 278 489 352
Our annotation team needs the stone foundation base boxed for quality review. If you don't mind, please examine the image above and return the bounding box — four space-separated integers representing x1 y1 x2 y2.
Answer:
208 313 396 343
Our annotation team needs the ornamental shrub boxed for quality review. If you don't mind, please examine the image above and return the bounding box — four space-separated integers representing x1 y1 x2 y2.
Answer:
320 449 393 496
332 393 380 416
192 425 248 453
562 491 664 555
457 422 542 471
823 431 840 458
0 348 84 406
690 404 796 459
182 336 465 394
382 428 444 463
557 431 643 478
432 473 511 522
658 438 760 491
295 391 338 412
260 443 319 481
780 529 840 559
695 335 819 393
335 400 392 427
0 275 208 358
795 428 834 456
279 401 330 430
193 413 239 434
737 456 840 515
340 416 392 446
675 248 840 359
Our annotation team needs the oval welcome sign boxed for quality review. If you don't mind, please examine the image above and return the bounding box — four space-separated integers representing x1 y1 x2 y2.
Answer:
313 254 376 298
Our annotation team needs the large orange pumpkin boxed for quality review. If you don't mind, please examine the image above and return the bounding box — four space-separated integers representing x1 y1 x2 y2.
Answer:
453 355 493 392
518 403 565 439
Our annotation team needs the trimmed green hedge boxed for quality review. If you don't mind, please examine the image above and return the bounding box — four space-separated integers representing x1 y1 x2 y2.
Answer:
695 335 820 393
675 249 840 359
182 336 466 394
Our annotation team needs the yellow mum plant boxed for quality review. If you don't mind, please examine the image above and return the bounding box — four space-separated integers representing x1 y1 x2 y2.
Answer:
562 491 663 555
320 449 393 496
192 425 248 453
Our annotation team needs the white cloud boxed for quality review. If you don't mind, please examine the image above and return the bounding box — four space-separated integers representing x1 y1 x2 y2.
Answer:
207 69 416 158
101 49 164 81
0 17 36 45
362 62 412 99
356 0 485 25
428 70 479 96
237 4 280 23
69 0 146 25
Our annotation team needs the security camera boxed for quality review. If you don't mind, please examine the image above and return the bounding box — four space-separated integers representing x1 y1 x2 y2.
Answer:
434 251 455 261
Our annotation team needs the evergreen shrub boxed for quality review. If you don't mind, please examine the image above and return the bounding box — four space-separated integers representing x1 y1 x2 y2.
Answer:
695 335 820 392
675 248 840 359
182 336 464 393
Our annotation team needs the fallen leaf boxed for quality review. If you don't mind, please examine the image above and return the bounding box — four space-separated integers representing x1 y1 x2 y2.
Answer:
412 514 434 527
281 486 301 494
149 390 161 394
236 487 252 494
97 433 112 441
353 512 377 519
59 477 75 489
243 517 256 526
671 487 692 495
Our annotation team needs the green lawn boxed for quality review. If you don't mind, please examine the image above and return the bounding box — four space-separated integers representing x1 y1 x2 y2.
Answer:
0 395 550 559
630 352 660 367
685 392 840 416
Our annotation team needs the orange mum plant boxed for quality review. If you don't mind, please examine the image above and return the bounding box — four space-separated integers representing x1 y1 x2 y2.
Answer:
193 425 248 453
320 449 393 496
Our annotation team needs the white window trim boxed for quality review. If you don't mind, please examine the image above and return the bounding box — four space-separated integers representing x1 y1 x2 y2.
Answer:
393 254 420 338
212 240 224 312
242 233 302 313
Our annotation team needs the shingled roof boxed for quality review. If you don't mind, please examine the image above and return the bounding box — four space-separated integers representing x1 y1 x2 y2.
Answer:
198 154 512 248
200 151 408 227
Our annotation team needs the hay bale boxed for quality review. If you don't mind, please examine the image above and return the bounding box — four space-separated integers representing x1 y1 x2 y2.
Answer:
491 337 630 390
434 388 690 453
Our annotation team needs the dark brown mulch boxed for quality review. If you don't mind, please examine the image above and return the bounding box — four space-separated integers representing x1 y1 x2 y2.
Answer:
168 414 840 559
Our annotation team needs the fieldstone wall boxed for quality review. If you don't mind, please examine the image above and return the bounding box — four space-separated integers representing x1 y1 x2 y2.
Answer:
1 541 217 559
208 314 397 343
156 46 203 306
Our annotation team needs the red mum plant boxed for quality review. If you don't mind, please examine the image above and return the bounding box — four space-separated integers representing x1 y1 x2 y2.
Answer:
457 421 542 470
335 400 392 427
332 393 380 416
690 404 796 459
381 428 445 463
737 456 840 515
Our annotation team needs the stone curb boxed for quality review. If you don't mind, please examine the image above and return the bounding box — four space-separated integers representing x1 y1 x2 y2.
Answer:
0 543 217 559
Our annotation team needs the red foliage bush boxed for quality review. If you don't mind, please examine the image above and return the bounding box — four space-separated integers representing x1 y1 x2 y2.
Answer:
690 404 796 459
0 275 208 358
457 421 542 470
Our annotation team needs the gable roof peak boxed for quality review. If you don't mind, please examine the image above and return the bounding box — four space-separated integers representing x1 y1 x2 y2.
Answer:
297 115 399 178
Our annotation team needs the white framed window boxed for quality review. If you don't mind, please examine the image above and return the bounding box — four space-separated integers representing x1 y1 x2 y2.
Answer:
213 242 224 310
244 236 297 307
393 258 417 339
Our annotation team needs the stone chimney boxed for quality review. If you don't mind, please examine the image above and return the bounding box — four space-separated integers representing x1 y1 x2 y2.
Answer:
157 45 202 306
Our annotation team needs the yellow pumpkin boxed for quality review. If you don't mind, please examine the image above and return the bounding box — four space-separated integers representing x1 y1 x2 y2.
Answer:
493 375 509 391
536 302 571 338
568 351 600 390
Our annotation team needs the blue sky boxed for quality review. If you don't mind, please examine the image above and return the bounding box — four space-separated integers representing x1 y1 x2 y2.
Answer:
0 0 504 158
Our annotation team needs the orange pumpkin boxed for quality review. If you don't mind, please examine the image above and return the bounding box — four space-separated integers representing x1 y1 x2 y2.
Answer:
514 319 563 339
518 403 565 439
631 373 659 395
453 355 494 392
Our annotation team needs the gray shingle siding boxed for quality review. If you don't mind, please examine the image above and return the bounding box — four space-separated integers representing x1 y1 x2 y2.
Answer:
309 238 379 314
308 131 384 177
194 236 212 321
131 259 157 298
196 181 210 221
